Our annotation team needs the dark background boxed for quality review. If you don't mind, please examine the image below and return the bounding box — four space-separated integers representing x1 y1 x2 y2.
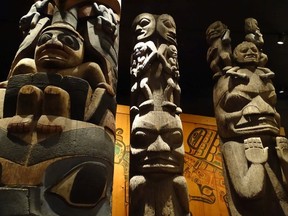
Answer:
1 0 288 132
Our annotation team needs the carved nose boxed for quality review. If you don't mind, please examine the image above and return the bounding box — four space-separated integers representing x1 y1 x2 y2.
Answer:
147 136 171 152
242 95 274 116
46 36 62 47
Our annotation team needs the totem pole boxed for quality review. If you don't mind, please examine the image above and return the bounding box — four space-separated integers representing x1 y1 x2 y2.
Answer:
129 13 190 216
0 0 120 215
206 18 288 215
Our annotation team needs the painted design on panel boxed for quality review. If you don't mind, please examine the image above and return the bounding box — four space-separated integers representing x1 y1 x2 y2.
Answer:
184 127 227 206
115 128 130 215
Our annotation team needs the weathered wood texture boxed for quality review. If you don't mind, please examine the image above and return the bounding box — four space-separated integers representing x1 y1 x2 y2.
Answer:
207 18 288 216
0 0 120 215
129 13 190 216
113 105 230 216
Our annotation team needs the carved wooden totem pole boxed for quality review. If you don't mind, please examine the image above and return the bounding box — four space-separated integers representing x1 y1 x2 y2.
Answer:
129 13 190 216
0 0 120 215
206 18 288 215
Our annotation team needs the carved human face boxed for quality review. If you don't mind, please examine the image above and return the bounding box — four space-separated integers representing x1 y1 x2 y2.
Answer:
245 18 259 33
35 26 84 70
168 45 178 58
213 69 281 138
156 14 177 44
205 21 227 44
233 41 260 65
132 13 156 41
130 111 184 174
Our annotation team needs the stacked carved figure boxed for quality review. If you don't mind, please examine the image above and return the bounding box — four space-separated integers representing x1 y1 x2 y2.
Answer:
129 13 191 216
206 18 288 215
0 0 120 215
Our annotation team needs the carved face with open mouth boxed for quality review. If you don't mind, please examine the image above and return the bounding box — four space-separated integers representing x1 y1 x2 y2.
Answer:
130 111 184 174
213 66 281 138
132 13 156 41
233 41 260 65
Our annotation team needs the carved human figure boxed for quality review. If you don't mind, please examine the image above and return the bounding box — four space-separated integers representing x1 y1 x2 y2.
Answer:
158 44 181 112
244 17 267 66
130 13 181 114
130 111 190 216
211 21 288 216
7 22 112 133
129 13 190 216
0 1 120 215
206 21 232 79
130 41 158 108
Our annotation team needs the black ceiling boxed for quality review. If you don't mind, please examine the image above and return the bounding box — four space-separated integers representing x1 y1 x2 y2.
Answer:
1 0 288 129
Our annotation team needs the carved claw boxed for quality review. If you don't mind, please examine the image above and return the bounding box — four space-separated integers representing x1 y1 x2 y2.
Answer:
244 137 268 164
19 0 50 34
226 66 248 79
276 136 288 163
257 67 275 79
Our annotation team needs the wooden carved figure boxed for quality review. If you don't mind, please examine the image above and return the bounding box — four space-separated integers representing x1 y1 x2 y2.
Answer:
130 13 181 114
206 21 232 79
244 17 268 67
0 0 120 215
129 13 190 216
207 19 288 216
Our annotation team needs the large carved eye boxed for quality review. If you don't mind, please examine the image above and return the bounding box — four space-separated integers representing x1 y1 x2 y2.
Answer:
250 46 258 53
139 18 151 27
58 33 80 50
163 19 173 28
161 129 183 149
38 32 52 46
223 93 251 112
46 162 107 208
131 129 157 149
240 47 249 54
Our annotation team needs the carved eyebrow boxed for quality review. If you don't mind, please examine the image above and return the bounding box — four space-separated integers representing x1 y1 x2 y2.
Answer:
134 120 157 130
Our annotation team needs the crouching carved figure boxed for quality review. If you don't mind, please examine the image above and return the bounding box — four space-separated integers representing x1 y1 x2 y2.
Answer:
0 0 120 215
207 18 288 216
129 13 190 216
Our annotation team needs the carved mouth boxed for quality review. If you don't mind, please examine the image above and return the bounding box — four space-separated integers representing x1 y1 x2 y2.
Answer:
244 54 257 60
235 115 279 133
139 154 181 171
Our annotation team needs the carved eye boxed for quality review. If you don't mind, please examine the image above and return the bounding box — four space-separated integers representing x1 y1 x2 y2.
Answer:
58 33 80 50
223 93 251 112
131 129 157 149
46 162 107 208
240 47 249 54
162 20 173 28
161 129 183 148
38 33 52 46
139 18 151 27
251 46 258 53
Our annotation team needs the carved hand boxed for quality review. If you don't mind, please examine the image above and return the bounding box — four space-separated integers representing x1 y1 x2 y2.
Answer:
276 136 288 163
244 137 268 164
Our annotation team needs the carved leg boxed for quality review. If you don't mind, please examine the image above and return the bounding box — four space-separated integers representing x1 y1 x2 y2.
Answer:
42 85 70 117
36 86 70 133
7 85 43 133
